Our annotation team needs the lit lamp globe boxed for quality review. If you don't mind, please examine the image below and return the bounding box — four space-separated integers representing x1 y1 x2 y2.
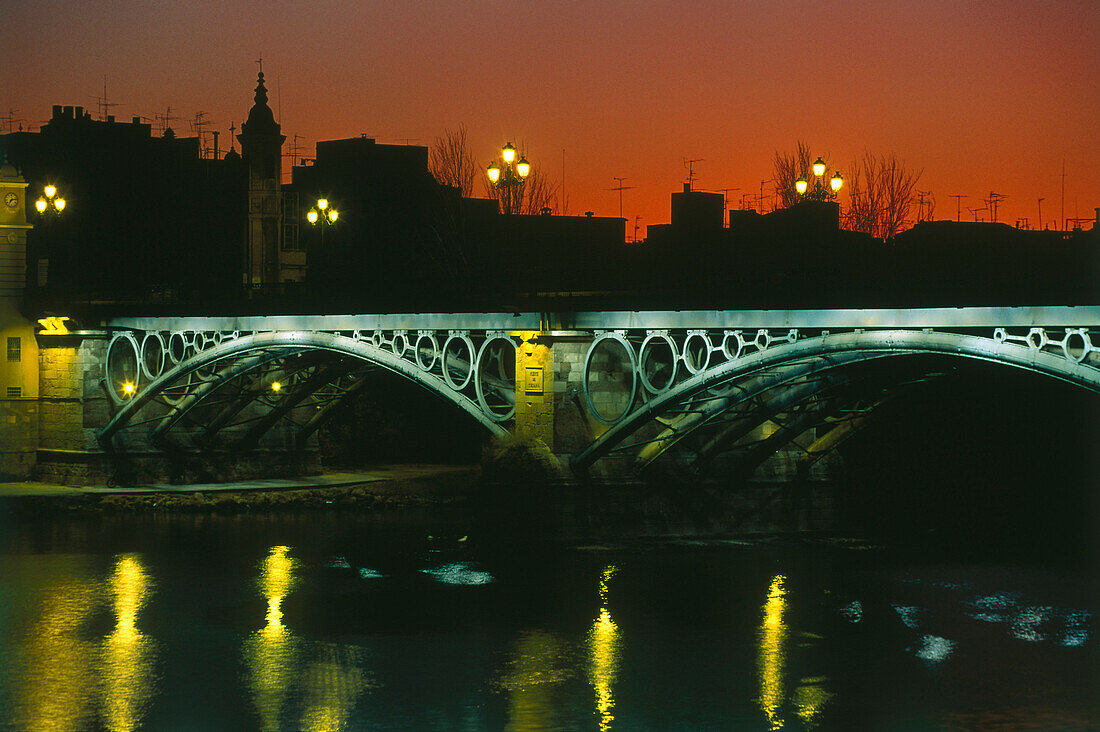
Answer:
54 198 65 211
306 209 319 224
501 143 516 164
515 156 531 179
812 157 826 178
326 209 338 223
830 172 843 192
486 162 501 184
794 176 808 195
44 184 57 199
35 198 47 213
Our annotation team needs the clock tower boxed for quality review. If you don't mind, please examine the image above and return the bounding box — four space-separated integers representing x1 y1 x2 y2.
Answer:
237 71 286 287
0 154 33 303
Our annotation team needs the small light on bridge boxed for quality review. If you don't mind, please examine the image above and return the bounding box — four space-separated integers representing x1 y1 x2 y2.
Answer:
306 209 318 224
54 197 66 212
122 382 135 396
830 171 843 192
327 209 338 223
795 176 808 195
35 198 47 213
271 381 282 393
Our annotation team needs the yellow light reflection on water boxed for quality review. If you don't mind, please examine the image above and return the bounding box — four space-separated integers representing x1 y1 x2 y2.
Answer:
299 643 372 732
497 629 573 731
12 575 98 731
245 545 301 732
101 554 156 732
588 565 620 732
758 574 788 730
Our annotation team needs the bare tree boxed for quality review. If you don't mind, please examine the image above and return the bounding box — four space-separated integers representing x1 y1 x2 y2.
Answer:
428 125 478 197
482 146 561 215
771 140 814 209
845 152 922 238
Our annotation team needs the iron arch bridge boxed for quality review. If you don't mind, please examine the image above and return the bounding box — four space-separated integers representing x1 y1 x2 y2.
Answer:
95 308 1100 476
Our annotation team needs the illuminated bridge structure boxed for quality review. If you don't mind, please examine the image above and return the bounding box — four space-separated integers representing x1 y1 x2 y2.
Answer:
89 307 1100 480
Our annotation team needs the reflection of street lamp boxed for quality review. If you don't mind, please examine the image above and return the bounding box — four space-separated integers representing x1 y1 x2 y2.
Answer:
35 184 67 215
794 157 842 202
306 197 338 246
486 142 531 215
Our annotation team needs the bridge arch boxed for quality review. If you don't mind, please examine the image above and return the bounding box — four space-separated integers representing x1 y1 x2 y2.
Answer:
571 328 1100 474
98 330 510 449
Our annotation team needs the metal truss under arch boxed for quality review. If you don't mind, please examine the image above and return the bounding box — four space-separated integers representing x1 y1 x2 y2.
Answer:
571 328 1100 475
98 330 510 450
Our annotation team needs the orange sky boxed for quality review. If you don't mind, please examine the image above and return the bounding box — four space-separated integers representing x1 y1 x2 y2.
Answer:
6 1 1098 234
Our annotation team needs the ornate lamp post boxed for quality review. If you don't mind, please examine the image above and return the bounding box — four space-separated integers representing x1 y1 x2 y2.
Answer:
306 197 338 246
794 157 843 202
34 184 67 216
486 142 531 215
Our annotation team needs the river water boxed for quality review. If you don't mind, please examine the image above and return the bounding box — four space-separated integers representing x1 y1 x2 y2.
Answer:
0 507 1095 731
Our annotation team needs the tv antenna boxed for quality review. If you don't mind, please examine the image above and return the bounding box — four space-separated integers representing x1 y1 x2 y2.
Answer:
93 75 120 121
607 177 635 220
683 158 703 191
190 111 213 156
633 216 642 243
948 194 966 222
714 187 740 219
983 191 1006 223
916 190 933 222
1 108 24 134
156 106 179 136
967 206 986 222
1060 159 1066 231
1037 197 1045 229
285 133 305 168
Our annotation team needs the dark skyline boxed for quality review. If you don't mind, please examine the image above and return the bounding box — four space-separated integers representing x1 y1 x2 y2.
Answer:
4 1 1097 231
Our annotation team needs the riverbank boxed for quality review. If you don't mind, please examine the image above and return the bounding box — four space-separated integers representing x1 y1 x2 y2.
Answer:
0 465 481 512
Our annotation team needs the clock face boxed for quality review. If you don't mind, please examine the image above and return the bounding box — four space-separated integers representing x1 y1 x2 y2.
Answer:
3 192 16 210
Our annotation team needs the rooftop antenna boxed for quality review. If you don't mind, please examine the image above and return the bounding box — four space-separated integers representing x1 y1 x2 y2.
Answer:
760 179 771 213
683 158 703 191
155 106 179 136
1 108 24 134
916 190 932 222
190 111 213 156
948 194 966 222
967 206 985 222
562 148 567 215
93 75 120 121
1037 197 1045 229
286 133 304 168
633 215 642 243
984 191 1006 223
1060 159 1066 231
607 177 635 220
714 187 740 221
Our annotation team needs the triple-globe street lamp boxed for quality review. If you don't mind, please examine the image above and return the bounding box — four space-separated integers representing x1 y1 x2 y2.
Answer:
34 184 66 215
794 157 843 202
486 142 531 215
306 197 339 246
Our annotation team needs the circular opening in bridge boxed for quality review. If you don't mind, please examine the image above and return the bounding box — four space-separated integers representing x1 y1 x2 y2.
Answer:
415 333 439 372
106 334 141 403
1064 330 1090 363
683 332 711 374
168 332 188 364
392 333 409 359
475 335 517 421
583 333 638 425
721 331 744 360
442 334 475 391
639 332 678 394
1027 329 1045 350
140 333 165 381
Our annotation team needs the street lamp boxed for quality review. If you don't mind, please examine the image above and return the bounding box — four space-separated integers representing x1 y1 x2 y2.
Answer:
35 184 66 215
795 157 842 202
486 142 531 215
306 197 338 246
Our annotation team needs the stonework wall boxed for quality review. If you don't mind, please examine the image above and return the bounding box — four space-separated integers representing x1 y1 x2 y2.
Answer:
514 332 555 447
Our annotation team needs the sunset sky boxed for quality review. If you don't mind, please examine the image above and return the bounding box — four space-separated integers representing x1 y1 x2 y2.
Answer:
6 1 1097 234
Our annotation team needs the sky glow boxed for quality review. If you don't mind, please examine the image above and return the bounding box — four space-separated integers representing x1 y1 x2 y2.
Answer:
5 0 1097 232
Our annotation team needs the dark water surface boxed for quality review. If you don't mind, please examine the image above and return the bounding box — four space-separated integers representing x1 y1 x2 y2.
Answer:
0 508 1095 731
